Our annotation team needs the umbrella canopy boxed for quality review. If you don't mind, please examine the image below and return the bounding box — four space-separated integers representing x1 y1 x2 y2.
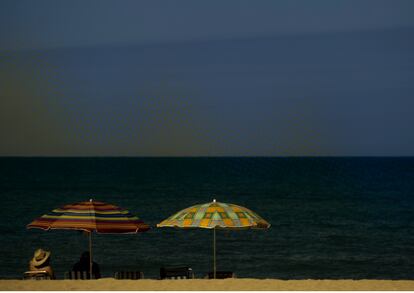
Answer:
157 199 270 278
27 199 150 233
157 199 270 229
27 199 149 277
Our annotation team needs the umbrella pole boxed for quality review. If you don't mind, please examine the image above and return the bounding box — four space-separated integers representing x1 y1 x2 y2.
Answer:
89 231 93 278
213 227 216 279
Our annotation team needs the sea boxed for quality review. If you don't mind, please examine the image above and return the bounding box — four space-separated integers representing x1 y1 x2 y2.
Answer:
1 157 414 280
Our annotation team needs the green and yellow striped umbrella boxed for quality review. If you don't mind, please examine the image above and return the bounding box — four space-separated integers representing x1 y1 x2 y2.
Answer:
157 199 270 278
157 199 270 229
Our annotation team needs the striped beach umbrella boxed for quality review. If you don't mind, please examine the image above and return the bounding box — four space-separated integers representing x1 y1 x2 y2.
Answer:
157 199 270 278
27 199 149 277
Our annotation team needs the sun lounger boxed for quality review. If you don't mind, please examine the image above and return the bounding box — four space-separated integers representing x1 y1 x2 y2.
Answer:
160 266 194 279
206 271 236 279
114 271 144 279
23 270 51 280
64 271 96 280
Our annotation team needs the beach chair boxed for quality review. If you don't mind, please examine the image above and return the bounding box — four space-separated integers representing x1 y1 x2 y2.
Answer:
64 271 96 280
206 271 236 279
114 271 144 280
160 266 194 279
23 270 51 280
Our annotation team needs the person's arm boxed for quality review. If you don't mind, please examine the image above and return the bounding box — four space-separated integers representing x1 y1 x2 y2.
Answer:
45 266 55 279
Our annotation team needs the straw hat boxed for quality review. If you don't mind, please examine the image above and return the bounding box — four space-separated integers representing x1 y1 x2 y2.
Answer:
31 248 51 266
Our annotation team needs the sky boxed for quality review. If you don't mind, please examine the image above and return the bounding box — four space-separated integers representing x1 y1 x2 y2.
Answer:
1 0 414 50
1 0 414 156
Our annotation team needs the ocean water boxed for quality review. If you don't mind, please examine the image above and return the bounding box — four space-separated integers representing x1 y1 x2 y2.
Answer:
1 157 414 280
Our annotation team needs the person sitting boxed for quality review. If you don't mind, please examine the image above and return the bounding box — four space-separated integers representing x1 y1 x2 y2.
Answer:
72 251 101 279
28 248 55 279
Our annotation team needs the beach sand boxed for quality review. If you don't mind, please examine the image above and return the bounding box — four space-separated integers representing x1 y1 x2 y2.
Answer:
2 278 414 291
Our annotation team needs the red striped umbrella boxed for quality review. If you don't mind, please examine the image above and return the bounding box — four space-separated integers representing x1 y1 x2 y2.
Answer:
27 199 149 277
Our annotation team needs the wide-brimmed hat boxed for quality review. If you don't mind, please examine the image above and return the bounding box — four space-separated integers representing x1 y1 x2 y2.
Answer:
31 248 51 266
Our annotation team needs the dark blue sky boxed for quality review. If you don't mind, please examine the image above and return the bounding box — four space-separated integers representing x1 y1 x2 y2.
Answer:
1 1 414 156
1 0 414 50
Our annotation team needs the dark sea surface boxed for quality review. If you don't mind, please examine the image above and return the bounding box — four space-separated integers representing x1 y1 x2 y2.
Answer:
1 157 414 279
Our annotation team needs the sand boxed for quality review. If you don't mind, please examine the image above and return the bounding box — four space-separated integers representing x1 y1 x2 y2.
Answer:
2 278 414 291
